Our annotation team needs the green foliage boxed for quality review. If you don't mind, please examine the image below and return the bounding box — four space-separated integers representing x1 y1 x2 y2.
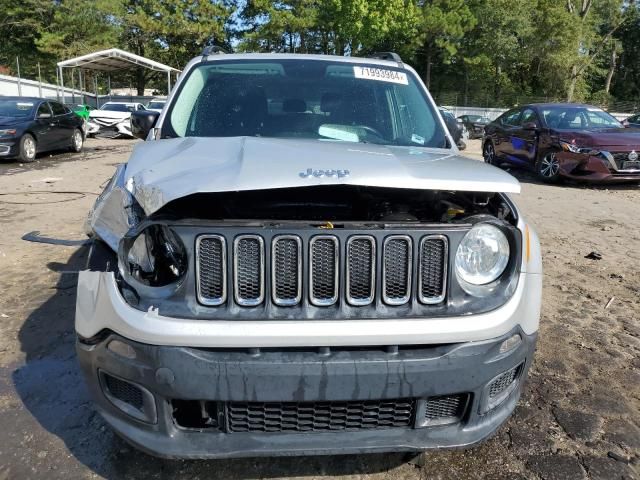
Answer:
1 0 639 107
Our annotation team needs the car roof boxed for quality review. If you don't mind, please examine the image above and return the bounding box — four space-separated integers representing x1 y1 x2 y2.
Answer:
0 96 48 102
195 52 406 69
523 102 602 109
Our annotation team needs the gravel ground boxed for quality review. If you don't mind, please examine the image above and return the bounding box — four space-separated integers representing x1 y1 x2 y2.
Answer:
0 138 638 479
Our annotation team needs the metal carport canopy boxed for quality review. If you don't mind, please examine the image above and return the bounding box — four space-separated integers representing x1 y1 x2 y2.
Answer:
56 48 181 101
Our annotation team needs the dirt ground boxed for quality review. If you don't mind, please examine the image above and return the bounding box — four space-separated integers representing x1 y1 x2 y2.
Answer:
0 138 638 480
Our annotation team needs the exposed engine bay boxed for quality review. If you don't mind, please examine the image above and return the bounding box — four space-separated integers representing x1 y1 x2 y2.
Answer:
153 185 517 226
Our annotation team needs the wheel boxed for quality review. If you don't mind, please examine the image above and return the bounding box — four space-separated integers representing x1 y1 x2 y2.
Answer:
536 151 562 183
70 128 84 153
18 134 37 163
483 141 497 165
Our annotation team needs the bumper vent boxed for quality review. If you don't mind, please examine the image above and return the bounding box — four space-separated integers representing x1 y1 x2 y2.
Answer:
227 398 415 433
489 364 522 398
104 374 144 410
420 394 470 427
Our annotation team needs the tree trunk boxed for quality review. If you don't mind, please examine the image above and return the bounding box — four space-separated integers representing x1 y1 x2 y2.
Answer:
604 47 616 93
424 48 432 89
567 65 578 102
136 66 145 96
463 67 469 106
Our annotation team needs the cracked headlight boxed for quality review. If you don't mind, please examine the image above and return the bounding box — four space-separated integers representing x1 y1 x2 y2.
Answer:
455 224 510 286
119 224 187 288
560 141 599 155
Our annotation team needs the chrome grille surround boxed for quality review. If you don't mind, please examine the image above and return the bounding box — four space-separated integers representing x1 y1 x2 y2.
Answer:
382 235 413 306
346 235 376 306
195 235 227 306
233 235 265 306
271 235 302 306
418 235 448 304
309 235 339 306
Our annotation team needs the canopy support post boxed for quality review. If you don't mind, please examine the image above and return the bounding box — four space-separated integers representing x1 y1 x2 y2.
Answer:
59 66 65 103
167 70 171 94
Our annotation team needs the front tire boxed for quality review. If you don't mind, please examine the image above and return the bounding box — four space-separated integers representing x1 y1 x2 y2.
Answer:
70 128 84 153
536 151 562 183
483 141 497 165
18 134 37 163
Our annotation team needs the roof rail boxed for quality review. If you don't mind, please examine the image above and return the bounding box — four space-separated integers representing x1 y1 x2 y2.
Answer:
201 45 228 57
369 52 403 63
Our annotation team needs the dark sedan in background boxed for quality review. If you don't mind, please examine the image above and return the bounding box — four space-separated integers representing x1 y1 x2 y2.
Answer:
482 103 640 183
622 113 640 128
438 108 466 150
458 114 491 139
0 96 85 162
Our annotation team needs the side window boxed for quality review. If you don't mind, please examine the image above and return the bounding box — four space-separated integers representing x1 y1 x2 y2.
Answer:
36 103 51 118
520 108 538 125
502 109 522 127
50 102 66 116
137 104 145 110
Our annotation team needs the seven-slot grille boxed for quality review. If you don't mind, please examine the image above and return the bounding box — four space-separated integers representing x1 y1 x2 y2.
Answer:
226 398 415 433
196 233 448 308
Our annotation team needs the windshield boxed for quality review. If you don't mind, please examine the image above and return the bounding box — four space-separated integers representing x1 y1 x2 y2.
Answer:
0 100 35 118
467 115 489 123
541 106 622 130
100 103 135 112
147 101 165 109
164 59 447 148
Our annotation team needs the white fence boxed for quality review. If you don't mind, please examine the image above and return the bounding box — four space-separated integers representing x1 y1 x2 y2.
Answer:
0 73 86 101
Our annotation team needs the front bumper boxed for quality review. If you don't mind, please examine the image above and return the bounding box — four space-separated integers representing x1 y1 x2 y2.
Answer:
87 119 133 138
557 151 640 182
77 328 537 459
0 140 18 157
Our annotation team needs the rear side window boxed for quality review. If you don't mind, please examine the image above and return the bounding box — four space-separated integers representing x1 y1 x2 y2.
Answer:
50 102 66 116
37 103 51 117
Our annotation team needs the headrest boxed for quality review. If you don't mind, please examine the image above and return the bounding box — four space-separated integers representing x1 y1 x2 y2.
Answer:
282 98 307 113
320 92 342 113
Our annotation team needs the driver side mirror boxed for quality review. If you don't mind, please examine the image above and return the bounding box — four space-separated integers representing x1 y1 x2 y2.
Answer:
523 122 538 131
131 110 160 140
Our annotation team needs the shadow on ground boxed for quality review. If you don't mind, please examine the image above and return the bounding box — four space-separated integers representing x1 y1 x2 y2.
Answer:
10 245 411 479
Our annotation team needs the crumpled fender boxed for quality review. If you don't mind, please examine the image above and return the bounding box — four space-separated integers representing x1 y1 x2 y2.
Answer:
86 164 141 251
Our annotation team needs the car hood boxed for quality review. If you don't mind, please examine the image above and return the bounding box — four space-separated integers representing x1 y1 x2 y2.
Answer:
89 110 131 120
124 136 521 214
553 128 640 148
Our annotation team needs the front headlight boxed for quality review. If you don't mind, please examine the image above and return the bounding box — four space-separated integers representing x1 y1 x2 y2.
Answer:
0 129 17 137
119 224 187 288
455 224 510 285
560 141 599 155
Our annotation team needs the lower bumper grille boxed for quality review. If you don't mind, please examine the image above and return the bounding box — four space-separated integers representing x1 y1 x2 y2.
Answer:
226 398 415 433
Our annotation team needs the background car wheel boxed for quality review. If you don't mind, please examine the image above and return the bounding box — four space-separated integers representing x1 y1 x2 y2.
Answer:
536 151 562 183
18 134 37 163
70 128 84 153
483 141 496 165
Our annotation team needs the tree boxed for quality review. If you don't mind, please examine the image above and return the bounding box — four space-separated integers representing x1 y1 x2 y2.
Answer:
419 0 476 88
